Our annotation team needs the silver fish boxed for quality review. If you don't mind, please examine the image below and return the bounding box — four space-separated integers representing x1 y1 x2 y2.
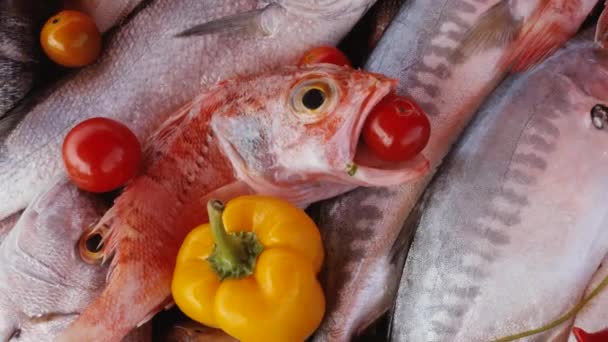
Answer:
0 1 57 117
0 179 151 341
391 30 608 341
0 0 378 223
0 182 141 342
313 0 598 340
568 253 608 341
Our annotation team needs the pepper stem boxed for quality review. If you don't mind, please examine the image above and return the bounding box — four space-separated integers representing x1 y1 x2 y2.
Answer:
206 199 263 280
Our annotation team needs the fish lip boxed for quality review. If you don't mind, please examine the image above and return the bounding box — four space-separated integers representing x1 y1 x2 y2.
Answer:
344 80 430 186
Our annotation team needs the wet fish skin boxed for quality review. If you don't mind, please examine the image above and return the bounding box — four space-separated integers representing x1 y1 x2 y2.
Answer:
58 64 427 342
568 254 608 342
0 179 152 342
0 1 57 117
0 179 109 341
392 31 608 341
63 0 145 33
0 0 379 224
312 1 599 340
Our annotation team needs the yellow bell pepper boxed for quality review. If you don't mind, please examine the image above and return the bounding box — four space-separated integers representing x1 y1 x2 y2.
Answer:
172 195 325 342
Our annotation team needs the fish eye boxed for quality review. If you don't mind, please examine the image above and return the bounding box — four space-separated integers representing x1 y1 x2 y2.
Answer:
302 88 326 110
591 104 608 130
290 78 337 122
78 226 107 264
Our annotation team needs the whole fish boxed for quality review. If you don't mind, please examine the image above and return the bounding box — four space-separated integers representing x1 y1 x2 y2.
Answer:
0 0 378 225
391 30 608 341
312 0 599 340
0 179 151 342
568 253 608 342
0 1 57 117
58 64 429 342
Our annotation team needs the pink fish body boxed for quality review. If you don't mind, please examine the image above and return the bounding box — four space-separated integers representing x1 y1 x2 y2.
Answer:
58 64 429 341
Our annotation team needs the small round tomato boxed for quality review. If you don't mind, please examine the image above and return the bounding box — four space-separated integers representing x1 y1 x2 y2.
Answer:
41 10 101 67
362 94 431 162
62 117 142 193
299 46 352 67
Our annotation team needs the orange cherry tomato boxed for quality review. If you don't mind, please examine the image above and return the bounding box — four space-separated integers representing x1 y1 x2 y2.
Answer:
41 10 101 67
299 46 352 67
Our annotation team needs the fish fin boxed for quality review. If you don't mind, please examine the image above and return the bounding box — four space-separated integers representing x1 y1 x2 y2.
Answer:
596 4 608 48
174 5 275 38
452 1 523 62
498 21 569 73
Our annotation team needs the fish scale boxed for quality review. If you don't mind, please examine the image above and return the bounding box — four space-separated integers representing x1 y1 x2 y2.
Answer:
391 31 608 341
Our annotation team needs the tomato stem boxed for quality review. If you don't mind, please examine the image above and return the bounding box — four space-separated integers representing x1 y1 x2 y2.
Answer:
206 199 263 280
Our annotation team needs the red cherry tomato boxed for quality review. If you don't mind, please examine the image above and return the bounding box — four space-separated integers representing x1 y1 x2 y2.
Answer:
573 327 608 342
362 94 431 162
299 46 352 67
62 117 142 193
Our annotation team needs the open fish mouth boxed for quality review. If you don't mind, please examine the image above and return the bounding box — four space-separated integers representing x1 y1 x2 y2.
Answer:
345 80 430 187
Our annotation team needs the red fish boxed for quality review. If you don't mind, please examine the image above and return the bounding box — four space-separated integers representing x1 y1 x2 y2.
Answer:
58 64 429 341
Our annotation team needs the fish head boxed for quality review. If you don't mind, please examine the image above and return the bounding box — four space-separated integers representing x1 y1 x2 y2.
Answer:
0 179 109 341
211 64 429 205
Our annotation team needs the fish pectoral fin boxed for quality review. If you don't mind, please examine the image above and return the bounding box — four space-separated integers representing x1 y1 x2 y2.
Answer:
174 4 277 38
501 21 568 73
596 4 608 48
452 1 523 63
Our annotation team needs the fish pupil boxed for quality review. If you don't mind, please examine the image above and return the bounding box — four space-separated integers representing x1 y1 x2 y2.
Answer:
86 233 103 253
302 88 325 110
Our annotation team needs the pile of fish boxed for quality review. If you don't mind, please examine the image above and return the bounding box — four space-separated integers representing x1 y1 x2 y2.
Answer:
0 0 607 341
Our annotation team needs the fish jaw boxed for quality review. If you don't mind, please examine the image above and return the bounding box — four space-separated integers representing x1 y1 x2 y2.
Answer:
597 2 608 48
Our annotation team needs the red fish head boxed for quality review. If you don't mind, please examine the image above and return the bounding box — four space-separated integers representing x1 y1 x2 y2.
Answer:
211 63 429 206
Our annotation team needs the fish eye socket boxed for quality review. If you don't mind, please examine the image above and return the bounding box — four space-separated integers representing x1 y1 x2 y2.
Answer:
302 88 326 110
290 78 337 122
79 227 106 264
591 104 608 130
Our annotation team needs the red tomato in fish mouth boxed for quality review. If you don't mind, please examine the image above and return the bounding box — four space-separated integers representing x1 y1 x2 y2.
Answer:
299 46 352 67
62 117 142 193
362 94 431 162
